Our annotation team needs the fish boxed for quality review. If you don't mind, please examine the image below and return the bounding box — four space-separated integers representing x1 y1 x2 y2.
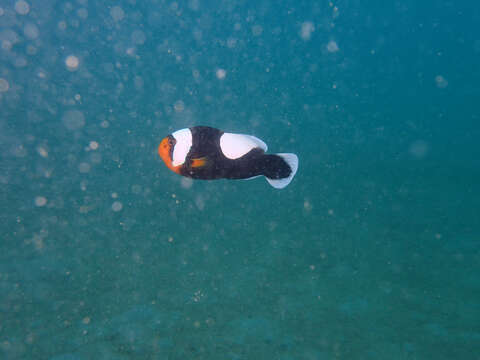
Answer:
158 126 298 189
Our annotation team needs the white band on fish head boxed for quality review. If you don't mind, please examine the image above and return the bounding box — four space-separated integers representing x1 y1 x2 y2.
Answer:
171 128 192 166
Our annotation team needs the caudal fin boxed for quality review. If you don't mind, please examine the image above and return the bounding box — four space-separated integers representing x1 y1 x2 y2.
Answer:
264 153 299 189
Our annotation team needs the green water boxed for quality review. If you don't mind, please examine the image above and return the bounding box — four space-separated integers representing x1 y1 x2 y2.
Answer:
1 0 479 359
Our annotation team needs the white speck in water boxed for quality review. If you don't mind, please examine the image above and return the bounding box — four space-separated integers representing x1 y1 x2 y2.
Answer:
189 0 200 11
180 177 193 189
303 199 313 212
216 68 226 80
134 76 144 90
252 25 263 36
14 57 28 68
62 110 85 130
90 152 102 164
89 141 98 150
2 41 11 51
327 40 339 53
110 6 124 21
58 21 67 31
24 23 39 39
111 201 123 212
0 78 9 92
37 146 48 158
409 140 429 159
174 100 185 113
435 75 448 89
300 22 315 41
195 195 205 211
111 192 118 199
131 30 146 45
65 55 79 70
12 144 27 157
26 46 36 56
35 196 47 207
77 8 88 19
131 184 142 194
78 162 91 173
15 0 30 15
227 37 237 48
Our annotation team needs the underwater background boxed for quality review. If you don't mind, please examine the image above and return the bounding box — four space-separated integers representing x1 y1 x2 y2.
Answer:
1 0 479 359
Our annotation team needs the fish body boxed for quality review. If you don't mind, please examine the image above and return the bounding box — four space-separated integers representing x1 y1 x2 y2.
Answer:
158 126 298 189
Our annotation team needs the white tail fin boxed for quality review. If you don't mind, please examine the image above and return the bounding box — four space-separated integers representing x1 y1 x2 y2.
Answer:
265 153 298 189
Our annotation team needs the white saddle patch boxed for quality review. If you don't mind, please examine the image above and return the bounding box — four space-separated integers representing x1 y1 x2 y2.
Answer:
171 128 192 166
220 133 268 160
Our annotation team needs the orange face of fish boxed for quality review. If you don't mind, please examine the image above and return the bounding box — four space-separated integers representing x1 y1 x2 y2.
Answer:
158 137 181 174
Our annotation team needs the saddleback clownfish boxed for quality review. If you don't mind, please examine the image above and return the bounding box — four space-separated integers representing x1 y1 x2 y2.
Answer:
158 126 298 189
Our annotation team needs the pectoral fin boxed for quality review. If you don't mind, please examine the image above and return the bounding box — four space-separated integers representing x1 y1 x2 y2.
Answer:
191 157 208 168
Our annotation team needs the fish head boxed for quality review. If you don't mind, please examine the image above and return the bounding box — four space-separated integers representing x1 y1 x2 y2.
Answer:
158 135 181 174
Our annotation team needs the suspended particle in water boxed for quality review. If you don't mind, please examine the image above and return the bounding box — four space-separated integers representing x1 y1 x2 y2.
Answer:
409 140 429 159
58 21 67 31
435 75 448 89
216 68 226 80
14 57 28 68
110 6 124 21
90 153 102 165
0 78 9 92
35 196 47 207
194 195 205 211
134 76 144 90
300 21 315 41
303 199 313 212
26 45 36 55
62 110 85 130
24 23 39 39
131 184 142 194
189 0 200 11
131 30 146 45
252 25 263 36
89 141 98 150
78 162 91 173
15 0 30 15
180 177 193 189
65 55 79 71
174 100 185 113
111 201 123 212
77 8 88 20
327 40 339 53
36 146 48 158
227 37 237 48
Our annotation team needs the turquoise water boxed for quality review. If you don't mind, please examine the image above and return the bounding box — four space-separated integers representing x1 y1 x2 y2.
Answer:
1 0 479 359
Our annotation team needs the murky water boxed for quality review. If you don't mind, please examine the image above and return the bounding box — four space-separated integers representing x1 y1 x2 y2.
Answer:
1 1 479 359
